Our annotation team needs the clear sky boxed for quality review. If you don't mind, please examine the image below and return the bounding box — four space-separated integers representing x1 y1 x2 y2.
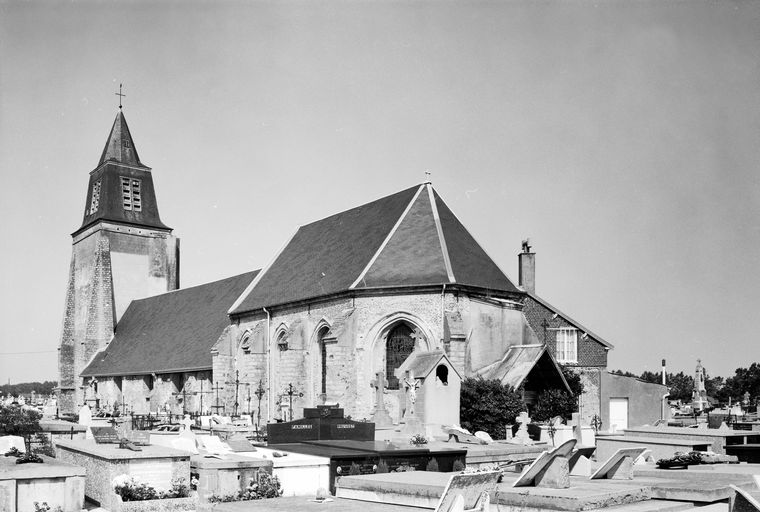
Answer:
1 1 758 385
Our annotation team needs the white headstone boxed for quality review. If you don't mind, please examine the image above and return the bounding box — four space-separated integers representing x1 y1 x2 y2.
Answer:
78 404 92 426
0 436 26 454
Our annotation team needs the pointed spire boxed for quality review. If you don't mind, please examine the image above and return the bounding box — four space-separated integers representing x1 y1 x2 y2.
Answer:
98 111 144 167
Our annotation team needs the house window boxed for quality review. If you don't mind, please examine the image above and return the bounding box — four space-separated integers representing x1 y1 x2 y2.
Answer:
386 323 415 390
556 328 578 363
88 180 101 215
121 177 142 211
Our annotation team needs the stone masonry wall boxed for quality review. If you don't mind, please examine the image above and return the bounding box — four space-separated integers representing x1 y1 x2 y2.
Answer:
57 223 179 416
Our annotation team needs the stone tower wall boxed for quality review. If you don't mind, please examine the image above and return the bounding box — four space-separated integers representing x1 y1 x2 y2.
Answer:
57 223 178 416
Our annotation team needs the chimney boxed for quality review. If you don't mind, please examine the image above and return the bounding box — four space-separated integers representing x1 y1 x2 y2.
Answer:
518 239 535 294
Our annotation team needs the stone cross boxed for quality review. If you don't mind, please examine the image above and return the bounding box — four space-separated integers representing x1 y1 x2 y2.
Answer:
514 411 532 445
180 414 194 431
371 371 393 428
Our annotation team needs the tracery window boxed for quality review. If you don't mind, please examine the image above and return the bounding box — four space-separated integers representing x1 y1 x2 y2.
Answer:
386 323 415 390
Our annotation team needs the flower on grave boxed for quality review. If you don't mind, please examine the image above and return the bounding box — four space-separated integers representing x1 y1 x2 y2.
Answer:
112 474 133 488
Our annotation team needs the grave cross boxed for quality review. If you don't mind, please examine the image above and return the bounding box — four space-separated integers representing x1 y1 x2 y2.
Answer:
171 386 192 416
115 83 126 109
371 370 393 427
210 381 225 414
284 383 303 422
253 380 266 431
371 370 388 405
225 370 241 418
196 381 213 415
410 328 425 349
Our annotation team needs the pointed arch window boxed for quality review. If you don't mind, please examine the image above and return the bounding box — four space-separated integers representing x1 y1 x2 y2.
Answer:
386 323 415 389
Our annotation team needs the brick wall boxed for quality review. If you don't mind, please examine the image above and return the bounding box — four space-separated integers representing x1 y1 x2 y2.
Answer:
522 296 608 368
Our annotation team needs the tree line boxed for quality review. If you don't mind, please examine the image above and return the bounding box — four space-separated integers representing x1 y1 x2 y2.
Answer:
0 381 57 397
611 363 760 405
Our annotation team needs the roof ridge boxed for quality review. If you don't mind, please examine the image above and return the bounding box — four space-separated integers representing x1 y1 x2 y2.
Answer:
426 183 455 283
349 184 425 289
300 184 421 229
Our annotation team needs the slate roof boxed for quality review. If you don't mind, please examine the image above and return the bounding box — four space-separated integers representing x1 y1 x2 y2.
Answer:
76 111 171 236
230 183 519 315
395 350 462 381
81 271 258 377
476 344 570 392
99 110 145 168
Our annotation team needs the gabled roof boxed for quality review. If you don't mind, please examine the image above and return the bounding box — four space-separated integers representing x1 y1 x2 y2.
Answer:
81 271 258 377
99 111 145 168
229 183 519 315
476 344 571 392
395 350 462 381
526 293 614 349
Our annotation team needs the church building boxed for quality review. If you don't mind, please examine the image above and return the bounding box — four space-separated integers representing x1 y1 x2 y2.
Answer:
60 109 617 426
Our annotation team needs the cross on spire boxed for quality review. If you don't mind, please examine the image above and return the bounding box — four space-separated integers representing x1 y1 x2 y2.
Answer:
115 83 126 110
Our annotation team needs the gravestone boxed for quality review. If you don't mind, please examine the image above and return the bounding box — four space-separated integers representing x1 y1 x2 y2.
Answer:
434 470 501 512
267 405 374 444
513 411 534 445
371 371 393 428
90 427 119 444
513 439 576 488
590 447 647 480
77 404 92 426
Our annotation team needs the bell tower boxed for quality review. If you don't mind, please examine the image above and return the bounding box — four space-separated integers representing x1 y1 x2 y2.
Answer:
57 109 179 415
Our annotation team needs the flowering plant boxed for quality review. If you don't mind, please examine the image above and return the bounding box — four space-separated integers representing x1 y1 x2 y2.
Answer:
207 473 283 503
112 475 191 501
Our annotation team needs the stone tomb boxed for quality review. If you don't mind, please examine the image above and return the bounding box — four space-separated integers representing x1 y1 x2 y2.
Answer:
267 405 375 444
192 454 273 505
269 439 466 494
0 455 85 512
55 438 191 511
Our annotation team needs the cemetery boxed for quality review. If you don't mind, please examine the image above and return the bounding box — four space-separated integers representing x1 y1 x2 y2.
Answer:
2 366 760 512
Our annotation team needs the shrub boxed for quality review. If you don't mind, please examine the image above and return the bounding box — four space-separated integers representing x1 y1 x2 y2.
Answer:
452 460 465 472
425 458 439 472
112 476 191 501
207 473 283 502
532 389 577 422
460 378 524 436
376 460 389 473
0 405 41 452
348 462 361 475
